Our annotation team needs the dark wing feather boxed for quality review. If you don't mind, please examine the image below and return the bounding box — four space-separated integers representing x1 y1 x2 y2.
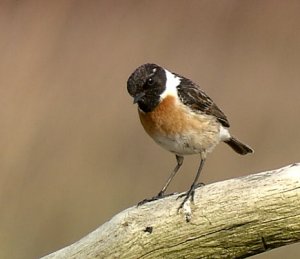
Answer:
177 77 230 127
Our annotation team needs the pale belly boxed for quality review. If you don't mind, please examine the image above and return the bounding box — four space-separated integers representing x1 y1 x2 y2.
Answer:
138 96 226 157
151 129 221 156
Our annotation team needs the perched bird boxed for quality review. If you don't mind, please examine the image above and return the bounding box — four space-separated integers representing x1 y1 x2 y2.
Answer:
127 63 253 209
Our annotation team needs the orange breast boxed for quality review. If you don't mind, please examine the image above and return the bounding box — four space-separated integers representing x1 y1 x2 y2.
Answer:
138 95 205 136
138 96 221 155
139 96 179 136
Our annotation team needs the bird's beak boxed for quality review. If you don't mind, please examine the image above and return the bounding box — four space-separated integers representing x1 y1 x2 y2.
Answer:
133 92 145 104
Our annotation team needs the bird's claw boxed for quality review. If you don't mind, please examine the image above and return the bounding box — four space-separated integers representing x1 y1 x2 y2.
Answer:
137 192 178 206
177 182 205 210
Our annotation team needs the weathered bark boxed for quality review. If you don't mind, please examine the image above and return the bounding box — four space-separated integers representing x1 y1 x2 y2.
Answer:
42 163 300 258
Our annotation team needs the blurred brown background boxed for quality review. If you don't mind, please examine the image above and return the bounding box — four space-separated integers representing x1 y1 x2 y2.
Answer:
1 1 299 258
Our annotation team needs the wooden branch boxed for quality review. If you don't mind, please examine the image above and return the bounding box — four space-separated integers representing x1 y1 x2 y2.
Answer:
42 163 300 259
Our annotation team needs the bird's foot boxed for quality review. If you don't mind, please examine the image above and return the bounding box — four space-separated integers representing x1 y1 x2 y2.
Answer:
137 191 177 206
177 182 205 211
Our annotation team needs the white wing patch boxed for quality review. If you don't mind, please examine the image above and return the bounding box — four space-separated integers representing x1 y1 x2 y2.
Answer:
219 125 231 141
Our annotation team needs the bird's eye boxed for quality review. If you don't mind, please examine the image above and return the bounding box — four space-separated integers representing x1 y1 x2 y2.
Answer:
146 77 154 86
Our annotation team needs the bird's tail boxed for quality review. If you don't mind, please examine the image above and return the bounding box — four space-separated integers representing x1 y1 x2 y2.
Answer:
224 137 254 155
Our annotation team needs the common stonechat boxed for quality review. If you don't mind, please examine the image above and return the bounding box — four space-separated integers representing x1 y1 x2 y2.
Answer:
127 63 253 209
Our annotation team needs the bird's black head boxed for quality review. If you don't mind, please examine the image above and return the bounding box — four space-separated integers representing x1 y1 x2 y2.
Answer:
127 63 167 113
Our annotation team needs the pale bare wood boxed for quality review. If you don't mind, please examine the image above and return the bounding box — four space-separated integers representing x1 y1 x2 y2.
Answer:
42 163 300 259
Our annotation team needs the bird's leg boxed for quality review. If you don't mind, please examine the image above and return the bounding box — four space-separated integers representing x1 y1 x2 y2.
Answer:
157 155 184 197
138 155 184 206
177 157 206 210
